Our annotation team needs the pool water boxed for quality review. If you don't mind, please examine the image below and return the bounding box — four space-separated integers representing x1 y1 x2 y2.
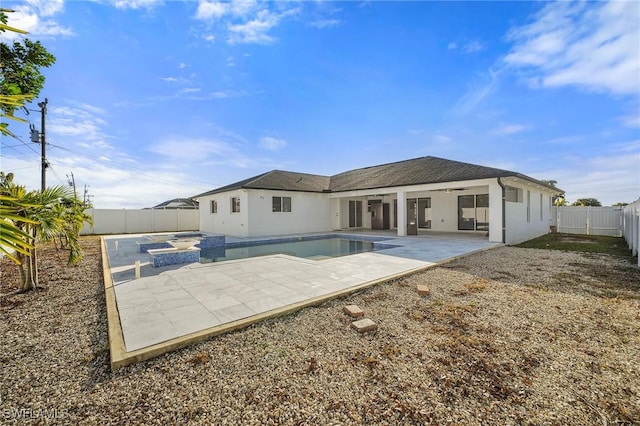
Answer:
200 237 387 263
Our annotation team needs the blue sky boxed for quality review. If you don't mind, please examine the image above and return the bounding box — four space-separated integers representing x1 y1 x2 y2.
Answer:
1 0 639 208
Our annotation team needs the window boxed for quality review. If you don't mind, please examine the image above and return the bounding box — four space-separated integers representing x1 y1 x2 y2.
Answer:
272 196 292 212
210 200 217 214
540 193 543 221
505 186 523 203
231 197 240 213
526 190 531 223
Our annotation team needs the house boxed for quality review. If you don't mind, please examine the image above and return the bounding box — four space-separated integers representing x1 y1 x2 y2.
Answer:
193 156 563 244
149 198 199 210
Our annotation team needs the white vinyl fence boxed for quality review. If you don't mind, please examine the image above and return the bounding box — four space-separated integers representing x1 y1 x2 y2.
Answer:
552 206 623 237
80 208 199 235
622 199 640 265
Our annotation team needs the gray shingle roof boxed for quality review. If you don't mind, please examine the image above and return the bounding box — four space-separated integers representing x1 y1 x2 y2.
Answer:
194 156 562 198
151 198 199 209
329 156 516 192
194 170 330 197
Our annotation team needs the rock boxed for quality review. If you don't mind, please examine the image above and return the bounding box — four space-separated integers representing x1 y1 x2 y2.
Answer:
417 285 430 296
343 304 364 317
351 318 378 333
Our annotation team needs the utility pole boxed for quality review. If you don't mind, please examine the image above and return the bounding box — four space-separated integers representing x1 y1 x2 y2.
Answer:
83 184 94 207
67 172 77 199
38 98 47 191
30 98 48 191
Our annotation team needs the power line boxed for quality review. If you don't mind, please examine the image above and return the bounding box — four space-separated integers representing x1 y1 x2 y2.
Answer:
1 133 42 157
0 144 31 149
0 164 39 172
47 164 67 187
0 142 40 162
46 142 221 189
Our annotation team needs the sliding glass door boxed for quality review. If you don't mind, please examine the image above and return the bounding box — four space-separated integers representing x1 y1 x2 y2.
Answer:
348 200 362 228
458 194 489 231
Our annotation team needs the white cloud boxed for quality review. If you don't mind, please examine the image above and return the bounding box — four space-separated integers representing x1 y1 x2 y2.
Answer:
463 40 485 53
1 1 74 40
149 138 237 161
230 0 258 18
195 0 258 20
433 134 452 144
543 135 584 145
47 105 111 149
194 0 298 45
492 123 530 136
504 1 640 96
178 62 189 69
147 134 283 171
196 0 229 20
534 141 640 205
618 112 640 128
114 0 163 10
25 0 65 17
227 9 280 45
149 89 245 102
451 68 499 114
1 101 217 208
178 87 201 94
259 136 287 151
447 39 485 53
309 19 341 29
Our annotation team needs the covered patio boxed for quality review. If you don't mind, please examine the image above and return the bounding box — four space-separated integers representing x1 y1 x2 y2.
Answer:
328 178 504 242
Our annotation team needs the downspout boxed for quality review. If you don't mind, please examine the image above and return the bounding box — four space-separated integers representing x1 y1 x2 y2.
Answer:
497 177 506 244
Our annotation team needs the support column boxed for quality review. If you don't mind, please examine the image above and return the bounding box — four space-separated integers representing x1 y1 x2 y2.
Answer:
488 181 504 243
397 191 406 236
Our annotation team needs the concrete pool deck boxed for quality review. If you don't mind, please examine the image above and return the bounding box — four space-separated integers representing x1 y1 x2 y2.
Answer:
103 231 501 369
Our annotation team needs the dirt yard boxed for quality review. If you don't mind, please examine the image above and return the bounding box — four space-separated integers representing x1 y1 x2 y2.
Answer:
1 237 638 424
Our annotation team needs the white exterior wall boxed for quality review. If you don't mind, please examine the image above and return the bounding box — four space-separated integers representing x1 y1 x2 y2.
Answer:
246 190 331 237
488 181 504 243
503 180 554 244
199 190 249 237
330 198 341 230
196 176 558 243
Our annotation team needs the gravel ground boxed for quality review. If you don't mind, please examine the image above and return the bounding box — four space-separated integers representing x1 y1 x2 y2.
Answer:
1 237 639 425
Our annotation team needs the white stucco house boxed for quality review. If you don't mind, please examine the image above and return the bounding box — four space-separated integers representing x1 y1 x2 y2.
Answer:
193 156 563 245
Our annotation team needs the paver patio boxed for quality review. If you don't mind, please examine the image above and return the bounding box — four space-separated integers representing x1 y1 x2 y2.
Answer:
103 231 500 366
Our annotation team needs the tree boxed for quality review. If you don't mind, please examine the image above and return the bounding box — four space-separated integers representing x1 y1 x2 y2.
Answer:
540 179 566 205
613 202 629 207
571 198 602 207
0 173 92 292
0 8 56 136
0 194 35 263
554 197 568 206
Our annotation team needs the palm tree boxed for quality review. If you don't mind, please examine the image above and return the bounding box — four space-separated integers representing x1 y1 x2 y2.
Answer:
1 173 92 292
0 195 35 263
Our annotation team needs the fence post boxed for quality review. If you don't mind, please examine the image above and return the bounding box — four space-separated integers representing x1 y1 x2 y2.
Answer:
586 206 590 236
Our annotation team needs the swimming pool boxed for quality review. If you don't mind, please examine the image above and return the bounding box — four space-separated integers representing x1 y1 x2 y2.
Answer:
200 236 395 263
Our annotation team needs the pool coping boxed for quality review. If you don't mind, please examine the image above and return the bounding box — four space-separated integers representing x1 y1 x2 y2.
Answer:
205 233 399 262
103 236 502 371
